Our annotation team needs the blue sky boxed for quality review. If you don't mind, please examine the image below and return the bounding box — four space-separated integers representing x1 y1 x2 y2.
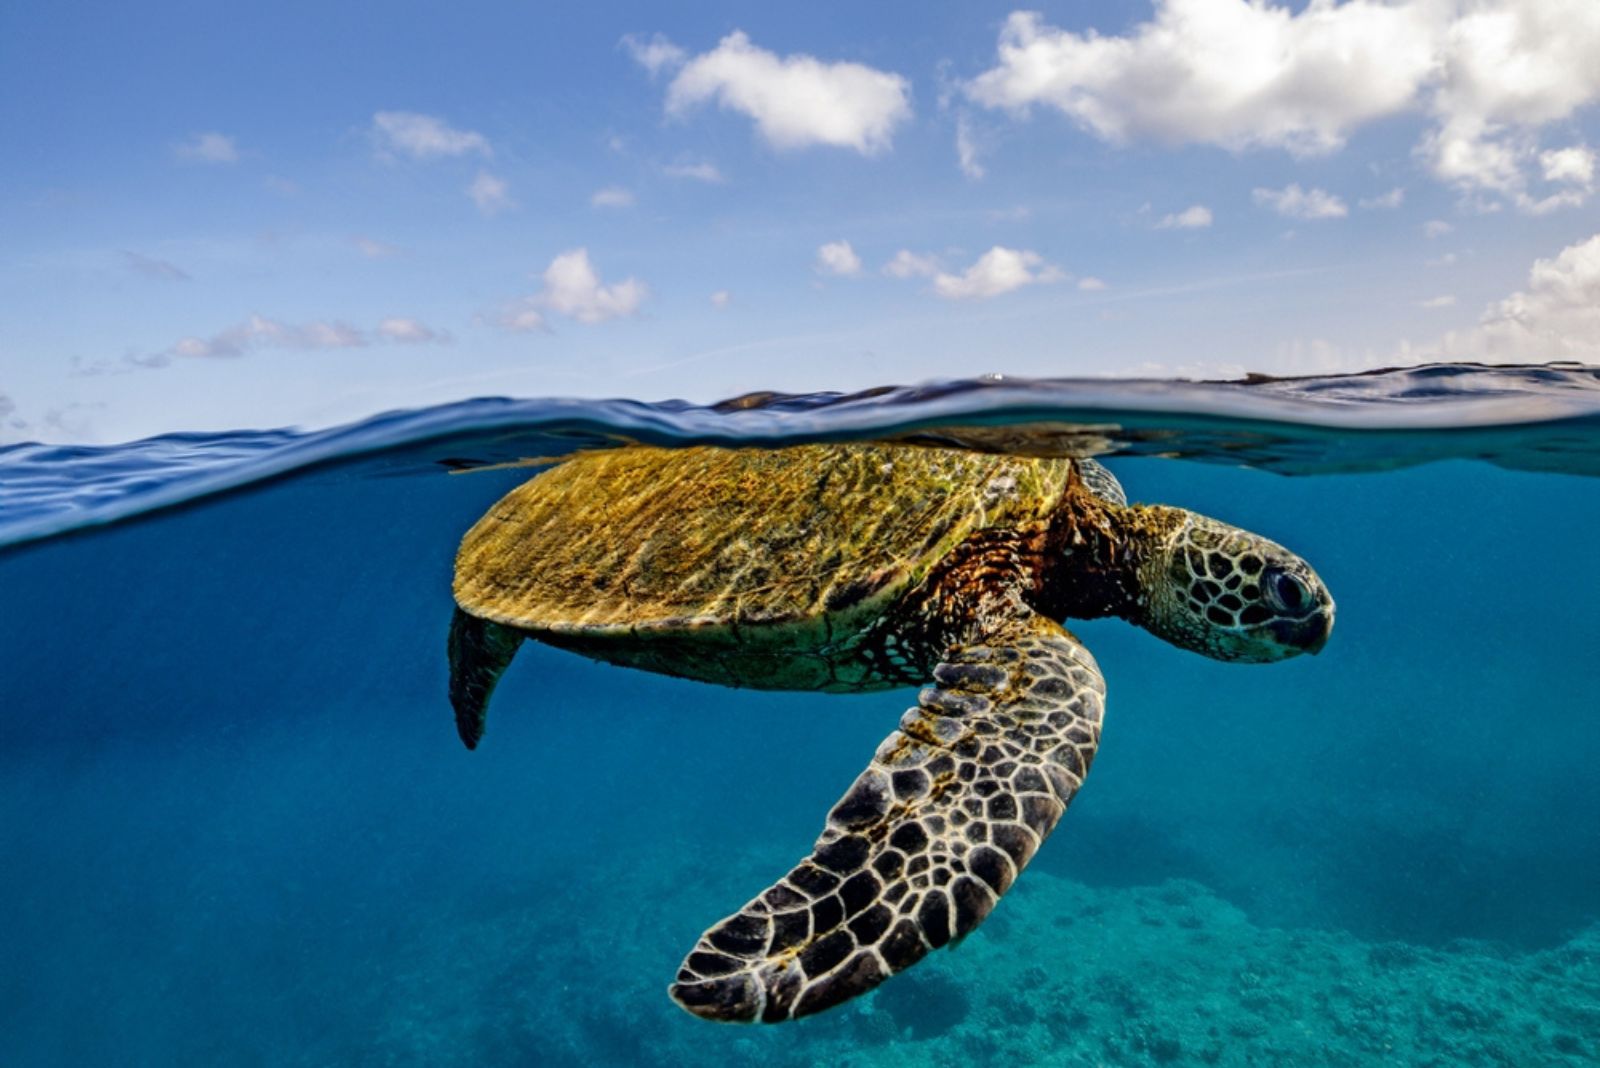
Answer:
3 0 1599 442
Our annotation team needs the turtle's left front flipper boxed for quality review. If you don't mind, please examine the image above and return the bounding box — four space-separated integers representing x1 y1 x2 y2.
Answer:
669 612 1106 1022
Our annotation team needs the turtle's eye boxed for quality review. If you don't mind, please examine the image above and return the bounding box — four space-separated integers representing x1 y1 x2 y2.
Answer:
1263 567 1310 614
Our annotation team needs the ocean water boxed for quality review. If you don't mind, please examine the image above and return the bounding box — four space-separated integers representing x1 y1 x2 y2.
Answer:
3 365 1598 1067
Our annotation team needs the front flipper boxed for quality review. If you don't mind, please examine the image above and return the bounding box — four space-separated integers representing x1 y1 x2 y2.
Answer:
669 612 1106 1022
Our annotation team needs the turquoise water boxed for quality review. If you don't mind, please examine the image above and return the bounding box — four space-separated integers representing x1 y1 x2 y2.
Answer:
3 366 1598 1066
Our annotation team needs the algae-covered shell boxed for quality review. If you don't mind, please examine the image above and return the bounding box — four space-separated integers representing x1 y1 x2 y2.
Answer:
452 443 1076 638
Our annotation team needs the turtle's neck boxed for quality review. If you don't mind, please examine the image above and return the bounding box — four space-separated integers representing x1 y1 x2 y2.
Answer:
1032 490 1180 625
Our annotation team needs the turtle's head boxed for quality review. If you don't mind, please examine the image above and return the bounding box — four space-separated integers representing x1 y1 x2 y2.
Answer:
1131 507 1334 663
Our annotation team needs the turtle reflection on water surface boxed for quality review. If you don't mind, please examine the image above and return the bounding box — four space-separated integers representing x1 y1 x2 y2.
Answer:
447 443 1334 1023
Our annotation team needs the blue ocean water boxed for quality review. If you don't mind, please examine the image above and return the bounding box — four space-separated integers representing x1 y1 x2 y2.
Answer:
3 366 1598 1066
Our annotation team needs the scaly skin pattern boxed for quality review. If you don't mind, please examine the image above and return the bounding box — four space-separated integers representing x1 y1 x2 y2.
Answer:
668 607 1106 1022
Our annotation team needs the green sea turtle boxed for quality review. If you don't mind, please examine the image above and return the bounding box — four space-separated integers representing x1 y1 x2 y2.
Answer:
447 443 1333 1023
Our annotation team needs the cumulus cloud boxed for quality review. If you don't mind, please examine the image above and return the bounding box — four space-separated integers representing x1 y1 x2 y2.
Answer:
1078 276 1108 291
467 171 514 215
1421 232 1600 362
372 111 491 160
882 250 941 278
1359 187 1406 210
661 158 725 183
1419 294 1457 308
966 5 1434 155
710 290 732 308
1156 205 1213 229
1541 145 1596 185
121 251 190 281
965 2 1600 210
499 248 648 331
1252 184 1348 219
815 240 863 277
649 31 912 154
174 132 239 164
1424 219 1454 238
931 246 1065 300
590 186 636 208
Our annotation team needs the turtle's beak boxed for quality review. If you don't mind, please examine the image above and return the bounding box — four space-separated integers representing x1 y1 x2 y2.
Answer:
1305 614 1332 655
1270 598 1334 655
1314 592 1336 653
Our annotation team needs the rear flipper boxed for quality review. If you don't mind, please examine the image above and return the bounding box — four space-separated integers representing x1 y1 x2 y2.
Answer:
669 611 1106 1022
447 608 525 749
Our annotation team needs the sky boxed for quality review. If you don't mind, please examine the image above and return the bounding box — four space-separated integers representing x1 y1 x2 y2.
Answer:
2 0 1599 443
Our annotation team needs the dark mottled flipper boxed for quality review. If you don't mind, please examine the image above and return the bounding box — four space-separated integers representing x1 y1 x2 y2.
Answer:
447 607 525 749
669 612 1106 1022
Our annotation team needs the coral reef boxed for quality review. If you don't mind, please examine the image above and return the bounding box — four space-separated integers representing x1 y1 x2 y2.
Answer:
364 852 1599 1068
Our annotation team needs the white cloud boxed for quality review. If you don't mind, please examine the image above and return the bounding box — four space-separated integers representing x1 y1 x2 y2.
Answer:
352 235 403 259
662 158 725 183
882 250 941 278
1359 187 1406 209
1516 189 1589 215
590 186 636 208
1427 252 1459 267
497 301 547 333
1419 294 1457 308
710 290 732 308
175 132 239 164
1156 205 1213 229
964 2 1600 210
1078 276 1108 291
167 316 361 359
661 31 912 154
1420 4 1600 203
371 111 491 160
1420 116 1523 195
156 314 451 362
1424 219 1454 238
931 246 1065 300
376 317 449 343
815 240 863 277
467 171 514 216
499 248 647 331
622 33 686 77
1421 231 1600 362
1252 184 1348 219
956 115 985 179
1540 145 1595 186
121 251 190 282
966 5 1435 156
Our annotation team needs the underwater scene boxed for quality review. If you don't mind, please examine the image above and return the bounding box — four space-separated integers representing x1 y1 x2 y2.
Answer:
3 365 1599 1067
